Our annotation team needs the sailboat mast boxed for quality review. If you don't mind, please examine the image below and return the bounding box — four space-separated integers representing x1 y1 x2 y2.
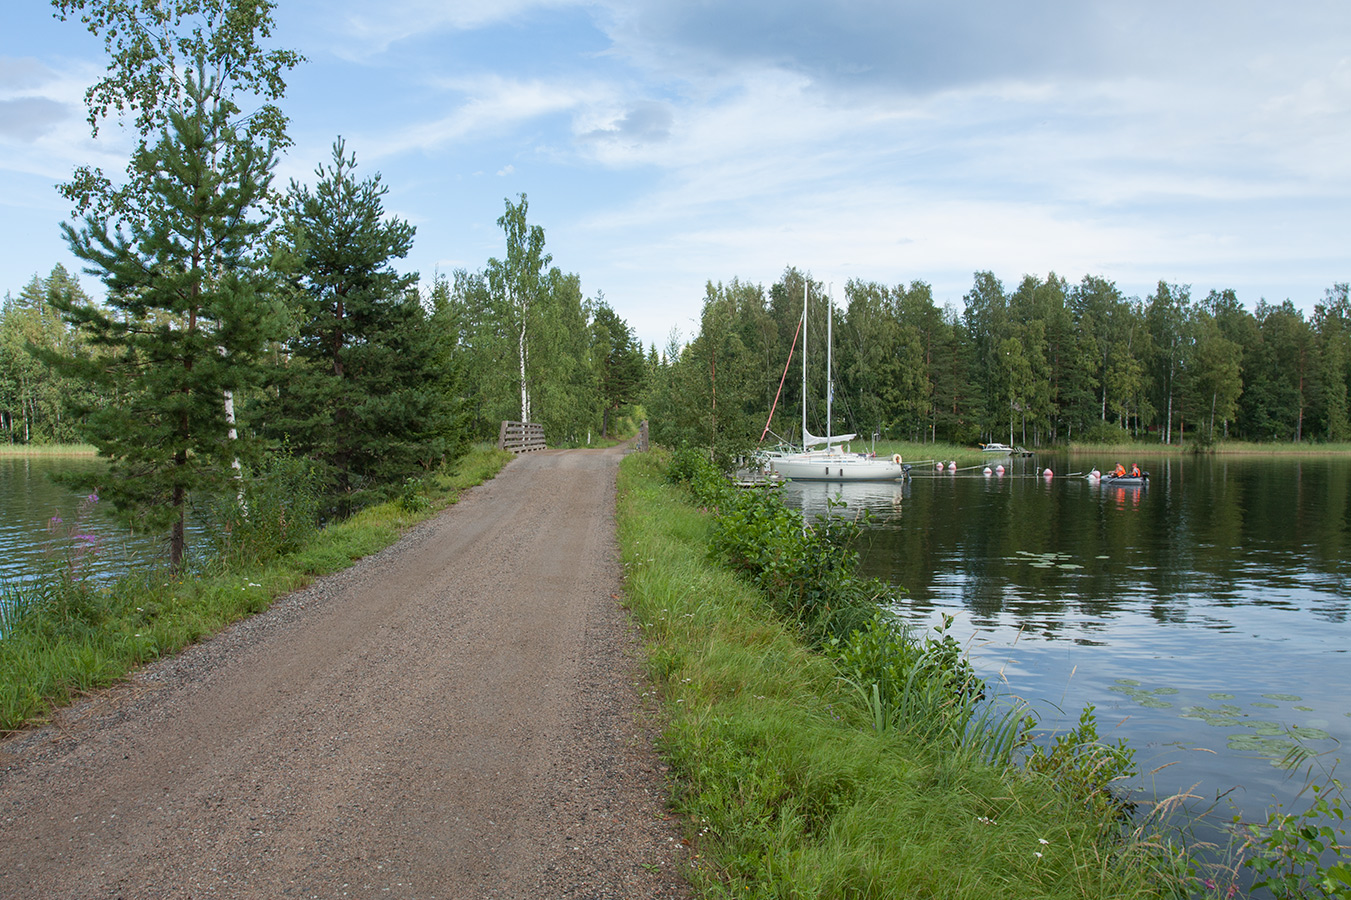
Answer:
826 289 833 444
801 281 808 449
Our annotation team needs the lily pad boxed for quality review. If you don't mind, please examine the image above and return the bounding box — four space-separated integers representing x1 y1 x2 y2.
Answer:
1228 733 1297 755
1245 721 1285 736
1252 702 1279 709
1208 693 1236 701
1262 693 1302 702
1288 725 1332 741
1181 706 1246 727
1059 563 1083 570
1140 698 1173 709
1151 687 1179 695
1115 679 1142 687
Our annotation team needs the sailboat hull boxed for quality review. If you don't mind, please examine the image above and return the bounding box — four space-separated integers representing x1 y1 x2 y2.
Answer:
770 453 909 482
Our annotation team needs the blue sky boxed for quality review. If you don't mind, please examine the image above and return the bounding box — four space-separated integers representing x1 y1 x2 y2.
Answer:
3 1 1349 348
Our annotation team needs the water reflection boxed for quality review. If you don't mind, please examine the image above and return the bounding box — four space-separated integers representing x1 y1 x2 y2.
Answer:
0 455 169 586
781 455 1351 827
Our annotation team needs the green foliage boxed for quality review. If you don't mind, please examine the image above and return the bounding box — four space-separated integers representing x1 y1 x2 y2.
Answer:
397 477 431 513
1023 705 1138 819
447 197 629 446
47 69 287 568
591 300 646 438
1083 422 1135 445
201 453 321 565
1239 779 1350 900
263 139 465 515
0 267 94 445
828 612 989 744
52 0 302 217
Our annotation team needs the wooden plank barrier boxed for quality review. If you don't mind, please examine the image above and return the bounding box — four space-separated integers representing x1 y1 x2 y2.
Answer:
498 421 547 453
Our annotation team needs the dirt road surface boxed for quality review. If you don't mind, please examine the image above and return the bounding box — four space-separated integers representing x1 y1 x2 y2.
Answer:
0 447 691 899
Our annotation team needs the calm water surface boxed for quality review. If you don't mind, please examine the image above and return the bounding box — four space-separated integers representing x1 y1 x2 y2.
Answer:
783 454 1350 830
0 455 166 586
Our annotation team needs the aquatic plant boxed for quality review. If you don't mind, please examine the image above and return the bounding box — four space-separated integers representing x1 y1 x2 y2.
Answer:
1238 778 1350 899
1024 704 1138 820
44 491 103 583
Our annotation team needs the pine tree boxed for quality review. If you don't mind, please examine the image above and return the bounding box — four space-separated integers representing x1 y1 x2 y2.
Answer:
45 70 287 567
265 140 463 513
590 300 645 438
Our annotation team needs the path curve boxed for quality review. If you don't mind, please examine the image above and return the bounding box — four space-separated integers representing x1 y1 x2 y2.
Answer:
0 446 690 899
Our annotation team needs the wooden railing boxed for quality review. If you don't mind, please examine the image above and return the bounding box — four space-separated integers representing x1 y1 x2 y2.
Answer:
498 421 546 453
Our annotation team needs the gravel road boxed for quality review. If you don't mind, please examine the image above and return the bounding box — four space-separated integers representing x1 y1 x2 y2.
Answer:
0 446 691 899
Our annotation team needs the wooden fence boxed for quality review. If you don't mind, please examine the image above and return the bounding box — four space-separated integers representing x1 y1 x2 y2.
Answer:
498 421 547 453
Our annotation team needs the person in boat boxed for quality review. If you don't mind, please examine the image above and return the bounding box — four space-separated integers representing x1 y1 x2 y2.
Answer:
1130 463 1141 477
1114 463 1127 477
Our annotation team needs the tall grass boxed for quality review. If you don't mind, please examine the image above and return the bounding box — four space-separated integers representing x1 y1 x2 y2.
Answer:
0 444 513 731
619 448 1171 898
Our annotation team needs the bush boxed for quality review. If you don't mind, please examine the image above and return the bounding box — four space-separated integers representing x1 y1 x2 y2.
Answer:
202 454 322 565
1082 422 1134 444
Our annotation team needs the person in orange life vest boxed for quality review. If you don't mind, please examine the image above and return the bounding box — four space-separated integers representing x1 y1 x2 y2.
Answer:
1114 463 1127 477
1130 463 1141 477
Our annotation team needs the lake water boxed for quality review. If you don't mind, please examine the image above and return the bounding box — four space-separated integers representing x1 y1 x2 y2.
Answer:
0 455 169 588
781 454 1350 841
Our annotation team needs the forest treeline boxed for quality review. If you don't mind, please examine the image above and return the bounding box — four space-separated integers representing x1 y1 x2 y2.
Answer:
646 268 1351 463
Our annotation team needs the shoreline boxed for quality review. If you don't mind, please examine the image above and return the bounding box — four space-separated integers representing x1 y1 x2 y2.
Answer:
0 444 98 457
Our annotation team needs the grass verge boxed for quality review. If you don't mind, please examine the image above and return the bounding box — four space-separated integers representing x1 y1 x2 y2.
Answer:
0 444 514 732
617 449 1172 899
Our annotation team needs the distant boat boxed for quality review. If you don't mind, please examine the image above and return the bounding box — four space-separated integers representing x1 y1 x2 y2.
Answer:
769 284 908 483
980 442 1014 454
1086 468 1149 487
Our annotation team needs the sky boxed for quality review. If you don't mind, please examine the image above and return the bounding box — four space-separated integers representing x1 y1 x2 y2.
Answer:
3 1 1349 349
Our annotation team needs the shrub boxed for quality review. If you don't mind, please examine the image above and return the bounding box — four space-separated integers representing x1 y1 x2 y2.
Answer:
202 453 321 565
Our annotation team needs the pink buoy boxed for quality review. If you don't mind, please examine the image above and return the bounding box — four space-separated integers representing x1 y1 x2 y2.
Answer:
1043 468 1053 478
982 466 992 476
995 464 1005 476
947 461 956 471
935 461 943 470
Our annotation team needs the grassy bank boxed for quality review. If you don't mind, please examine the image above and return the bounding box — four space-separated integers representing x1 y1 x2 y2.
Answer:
0 444 513 731
1068 440 1351 457
616 449 1170 899
0 443 97 456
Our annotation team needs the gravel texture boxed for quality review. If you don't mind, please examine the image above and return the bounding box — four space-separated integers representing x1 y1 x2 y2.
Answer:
0 446 692 899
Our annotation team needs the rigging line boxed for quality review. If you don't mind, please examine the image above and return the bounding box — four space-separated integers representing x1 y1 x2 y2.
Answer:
760 314 803 443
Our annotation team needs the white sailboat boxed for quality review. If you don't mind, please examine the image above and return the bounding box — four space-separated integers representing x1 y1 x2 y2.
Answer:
769 284 909 483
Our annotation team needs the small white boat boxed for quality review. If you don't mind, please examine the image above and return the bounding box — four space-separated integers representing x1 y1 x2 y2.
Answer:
980 442 1014 454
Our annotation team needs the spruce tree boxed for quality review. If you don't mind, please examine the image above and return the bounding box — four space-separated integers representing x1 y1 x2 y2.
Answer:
46 70 287 567
267 140 463 513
